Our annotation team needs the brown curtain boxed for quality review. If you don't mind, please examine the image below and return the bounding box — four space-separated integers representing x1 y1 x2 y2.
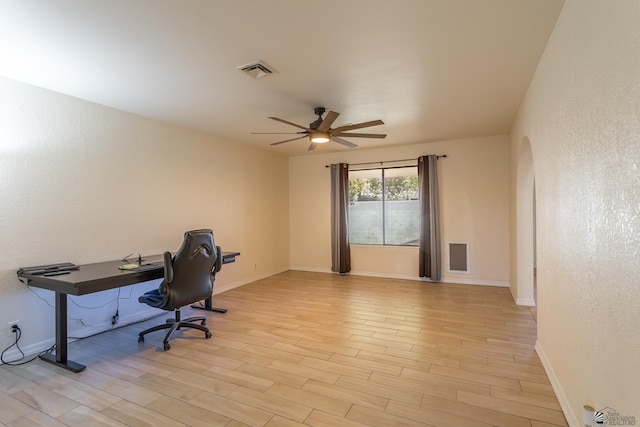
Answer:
330 163 351 273
418 155 441 281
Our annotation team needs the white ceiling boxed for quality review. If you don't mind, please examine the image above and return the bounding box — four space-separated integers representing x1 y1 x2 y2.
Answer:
0 0 564 156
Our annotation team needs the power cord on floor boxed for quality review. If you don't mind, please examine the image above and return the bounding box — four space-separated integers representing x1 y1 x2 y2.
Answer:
0 325 55 366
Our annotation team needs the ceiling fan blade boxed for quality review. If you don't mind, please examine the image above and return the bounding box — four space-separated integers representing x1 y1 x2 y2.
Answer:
317 111 340 131
269 117 311 131
333 132 386 139
331 119 384 133
251 132 306 134
333 137 358 149
270 135 309 146
307 142 318 151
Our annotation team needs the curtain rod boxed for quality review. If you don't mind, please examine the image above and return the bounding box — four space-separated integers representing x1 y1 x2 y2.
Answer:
324 154 446 168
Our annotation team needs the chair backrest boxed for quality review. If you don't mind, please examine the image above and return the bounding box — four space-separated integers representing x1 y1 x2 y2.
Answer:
161 229 219 309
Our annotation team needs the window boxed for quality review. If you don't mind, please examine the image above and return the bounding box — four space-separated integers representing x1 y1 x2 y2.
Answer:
348 166 419 245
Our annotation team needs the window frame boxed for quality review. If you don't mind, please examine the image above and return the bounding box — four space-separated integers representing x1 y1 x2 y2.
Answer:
348 164 419 247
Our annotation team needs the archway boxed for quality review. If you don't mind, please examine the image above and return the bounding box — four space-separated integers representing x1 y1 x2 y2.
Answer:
516 137 536 305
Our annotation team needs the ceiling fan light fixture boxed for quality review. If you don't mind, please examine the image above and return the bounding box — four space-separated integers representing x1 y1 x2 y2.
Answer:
310 131 330 143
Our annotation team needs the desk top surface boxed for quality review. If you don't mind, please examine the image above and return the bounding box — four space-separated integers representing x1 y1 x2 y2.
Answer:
19 251 240 296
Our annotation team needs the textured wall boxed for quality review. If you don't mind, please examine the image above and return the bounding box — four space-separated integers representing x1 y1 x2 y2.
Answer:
511 0 640 422
0 77 290 356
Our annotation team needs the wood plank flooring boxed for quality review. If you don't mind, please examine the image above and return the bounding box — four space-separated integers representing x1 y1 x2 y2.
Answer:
0 271 567 426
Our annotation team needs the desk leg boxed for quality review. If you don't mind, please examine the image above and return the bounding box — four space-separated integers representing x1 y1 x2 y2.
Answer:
191 296 227 313
39 292 86 373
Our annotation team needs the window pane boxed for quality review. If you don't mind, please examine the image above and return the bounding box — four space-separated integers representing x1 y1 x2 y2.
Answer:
384 167 419 245
348 166 419 246
348 169 382 244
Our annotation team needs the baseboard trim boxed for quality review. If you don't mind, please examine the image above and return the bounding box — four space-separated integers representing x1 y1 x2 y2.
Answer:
289 266 332 274
516 297 536 306
535 340 578 427
441 276 510 287
290 267 510 287
213 267 289 294
350 269 419 281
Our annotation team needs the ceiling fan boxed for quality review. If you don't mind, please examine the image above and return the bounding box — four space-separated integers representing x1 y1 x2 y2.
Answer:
253 107 386 151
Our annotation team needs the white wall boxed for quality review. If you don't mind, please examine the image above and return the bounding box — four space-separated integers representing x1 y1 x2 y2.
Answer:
289 136 510 286
0 77 290 357
510 0 640 422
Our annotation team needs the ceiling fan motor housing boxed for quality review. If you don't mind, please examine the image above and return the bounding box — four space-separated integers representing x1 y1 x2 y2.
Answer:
310 107 326 129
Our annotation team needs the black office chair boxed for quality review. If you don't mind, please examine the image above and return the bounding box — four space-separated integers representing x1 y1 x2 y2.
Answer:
137 229 221 350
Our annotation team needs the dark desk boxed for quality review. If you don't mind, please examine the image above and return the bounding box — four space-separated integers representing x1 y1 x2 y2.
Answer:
18 251 239 372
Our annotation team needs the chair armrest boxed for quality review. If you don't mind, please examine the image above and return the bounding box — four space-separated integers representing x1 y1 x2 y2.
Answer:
163 251 174 283
214 246 222 273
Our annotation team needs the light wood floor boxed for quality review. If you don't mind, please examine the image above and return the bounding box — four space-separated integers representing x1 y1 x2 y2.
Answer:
0 271 567 427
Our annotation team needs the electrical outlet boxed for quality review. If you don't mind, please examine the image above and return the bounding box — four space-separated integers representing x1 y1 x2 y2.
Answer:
8 320 20 332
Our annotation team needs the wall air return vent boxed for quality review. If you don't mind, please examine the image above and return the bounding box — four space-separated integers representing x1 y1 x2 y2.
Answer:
448 242 470 273
237 60 276 79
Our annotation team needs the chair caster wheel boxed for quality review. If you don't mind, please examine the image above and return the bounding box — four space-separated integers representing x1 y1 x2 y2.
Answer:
163 342 170 351
205 331 212 339
138 336 144 343
201 320 206 326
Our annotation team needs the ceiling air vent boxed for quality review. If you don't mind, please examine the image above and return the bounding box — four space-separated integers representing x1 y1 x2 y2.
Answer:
237 61 276 79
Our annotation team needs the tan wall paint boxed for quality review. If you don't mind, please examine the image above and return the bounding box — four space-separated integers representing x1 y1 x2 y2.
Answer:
289 136 510 286
510 0 640 421
0 77 290 354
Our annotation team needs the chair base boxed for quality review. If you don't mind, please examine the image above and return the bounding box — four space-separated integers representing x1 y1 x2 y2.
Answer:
138 310 212 351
